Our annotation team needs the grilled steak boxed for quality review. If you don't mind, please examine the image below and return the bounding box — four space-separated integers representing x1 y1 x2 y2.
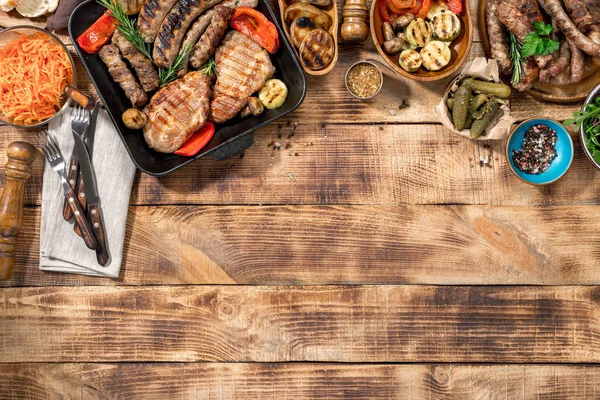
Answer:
143 71 212 153
112 30 159 93
138 0 180 43
153 0 224 68
190 5 232 69
210 31 275 124
99 44 148 108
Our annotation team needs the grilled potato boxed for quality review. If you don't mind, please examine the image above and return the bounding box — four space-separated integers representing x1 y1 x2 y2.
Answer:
297 0 332 6
285 3 332 30
299 29 335 70
291 17 317 48
430 9 461 41
398 49 422 72
259 79 288 109
420 40 451 71
406 18 431 48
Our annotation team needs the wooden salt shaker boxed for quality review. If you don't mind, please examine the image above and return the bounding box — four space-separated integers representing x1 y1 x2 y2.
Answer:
341 0 369 42
0 142 36 280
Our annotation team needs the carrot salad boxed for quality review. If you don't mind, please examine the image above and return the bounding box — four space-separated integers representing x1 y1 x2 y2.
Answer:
0 32 73 125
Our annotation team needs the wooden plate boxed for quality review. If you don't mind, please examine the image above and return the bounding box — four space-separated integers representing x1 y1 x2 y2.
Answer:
278 0 339 75
370 1 473 82
478 0 600 103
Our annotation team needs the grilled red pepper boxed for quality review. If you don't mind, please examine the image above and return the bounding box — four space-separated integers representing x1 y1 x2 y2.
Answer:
378 0 397 23
76 12 118 54
416 0 431 18
446 0 462 14
174 121 216 157
230 7 279 54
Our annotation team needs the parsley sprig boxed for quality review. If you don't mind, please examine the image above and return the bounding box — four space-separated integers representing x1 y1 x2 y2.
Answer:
158 45 193 86
98 0 152 60
521 22 560 58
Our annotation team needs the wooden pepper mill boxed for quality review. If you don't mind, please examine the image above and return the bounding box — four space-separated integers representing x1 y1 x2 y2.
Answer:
0 142 36 280
341 0 369 42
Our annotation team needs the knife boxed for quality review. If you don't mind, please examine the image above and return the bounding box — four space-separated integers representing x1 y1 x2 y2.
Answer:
72 129 110 266
74 101 100 221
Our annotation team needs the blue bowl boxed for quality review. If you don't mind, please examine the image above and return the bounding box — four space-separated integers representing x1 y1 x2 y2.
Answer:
506 118 574 185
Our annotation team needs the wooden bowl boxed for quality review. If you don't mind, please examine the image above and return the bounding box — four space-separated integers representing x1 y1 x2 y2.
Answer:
370 2 473 82
278 0 339 75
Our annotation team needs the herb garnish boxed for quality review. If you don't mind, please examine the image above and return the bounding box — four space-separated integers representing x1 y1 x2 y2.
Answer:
521 22 560 58
200 58 216 77
158 44 193 86
98 0 152 60
508 32 523 85
565 96 600 163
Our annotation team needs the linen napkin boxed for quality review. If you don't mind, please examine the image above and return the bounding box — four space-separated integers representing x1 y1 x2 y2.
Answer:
46 0 86 31
40 108 136 278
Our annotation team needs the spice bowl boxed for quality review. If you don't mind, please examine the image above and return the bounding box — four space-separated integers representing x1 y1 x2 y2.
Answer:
506 118 574 186
345 61 383 100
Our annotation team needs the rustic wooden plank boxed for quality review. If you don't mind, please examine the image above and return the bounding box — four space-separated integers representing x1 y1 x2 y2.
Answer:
1 363 599 399
3 204 600 286
3 124 598 206
2 285 600 362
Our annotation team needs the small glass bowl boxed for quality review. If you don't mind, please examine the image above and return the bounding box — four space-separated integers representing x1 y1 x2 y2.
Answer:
0 26 76 128
345 61 383 100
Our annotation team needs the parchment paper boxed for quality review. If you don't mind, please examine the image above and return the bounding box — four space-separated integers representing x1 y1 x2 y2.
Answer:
434 57 515 140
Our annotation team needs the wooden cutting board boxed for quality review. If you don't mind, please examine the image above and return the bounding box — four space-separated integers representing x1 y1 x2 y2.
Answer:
478 0 600 104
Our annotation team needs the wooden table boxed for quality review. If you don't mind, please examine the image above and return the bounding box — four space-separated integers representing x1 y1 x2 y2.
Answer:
2 1 600 398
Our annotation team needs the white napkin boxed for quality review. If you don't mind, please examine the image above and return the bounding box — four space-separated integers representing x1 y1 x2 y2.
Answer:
40 108 136 278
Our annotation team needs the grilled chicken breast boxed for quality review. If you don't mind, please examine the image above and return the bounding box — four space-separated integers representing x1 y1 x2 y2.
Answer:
210 31 275 124
143 71 212 153
99 44 148 108
112 30 159 93
138 0 180 43
190 5 232 69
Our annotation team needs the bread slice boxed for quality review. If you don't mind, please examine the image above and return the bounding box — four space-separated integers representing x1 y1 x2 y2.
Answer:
15 0 59 17
0 0 16 12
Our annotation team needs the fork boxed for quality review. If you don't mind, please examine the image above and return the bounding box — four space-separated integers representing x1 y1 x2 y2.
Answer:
35 130 98 250
66 105 90 235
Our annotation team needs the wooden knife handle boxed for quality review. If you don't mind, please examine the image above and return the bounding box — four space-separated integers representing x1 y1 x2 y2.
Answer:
62 157 79 221
0 142 36 280
73 174 86 237
89 204 109 266
64 188 97 250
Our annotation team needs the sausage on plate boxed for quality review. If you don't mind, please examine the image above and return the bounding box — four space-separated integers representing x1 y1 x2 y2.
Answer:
487 0 512 74
568 38 585 82
137 0 180 43
539 39 570 81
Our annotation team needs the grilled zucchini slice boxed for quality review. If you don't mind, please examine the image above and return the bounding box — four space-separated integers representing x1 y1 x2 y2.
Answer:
299 29 335 70
398 49 422 72
259 79 288 109
291 17 317 48
420 40 451 71
406 18 431 48
430 9 461 41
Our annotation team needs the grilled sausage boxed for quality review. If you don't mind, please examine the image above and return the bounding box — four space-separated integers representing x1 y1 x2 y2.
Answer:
564 0 594 31
190 5 232 69
539 40 571 81
138 0 180 43
515 57 539 91
538 0 600 56
99 45 148 108
487 0 512 74
507 0 544 23
112 30 159 93
568 38 585 82
153 0 225 69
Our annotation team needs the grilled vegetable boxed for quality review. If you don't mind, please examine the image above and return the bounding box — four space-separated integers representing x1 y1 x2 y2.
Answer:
174 121 216 156
463 78 511 99
297 0 331 6
299 29 335 70
470 100 500 139
406 18 431 47
230 7 279 54
122 108 147 130
452 84 471 130
384 33 406 54
383 22 395 41
259 79 288 109
76 12 118 54
469 93 488 113
446 97 454 111
392 13 415 30
430 9 460 41
291 17 317 48
399 49 422 71
247 97 265 115
420 40 450 70
285 3 332 30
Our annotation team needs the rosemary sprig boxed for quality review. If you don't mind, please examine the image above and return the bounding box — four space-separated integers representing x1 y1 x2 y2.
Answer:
158 44 193 86
200 58 216 76
508 32 523 86
97 0 152 60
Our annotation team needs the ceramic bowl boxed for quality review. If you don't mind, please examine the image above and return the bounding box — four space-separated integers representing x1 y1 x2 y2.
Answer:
0 26 75 128
579 82 600 171
506 118 574 185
